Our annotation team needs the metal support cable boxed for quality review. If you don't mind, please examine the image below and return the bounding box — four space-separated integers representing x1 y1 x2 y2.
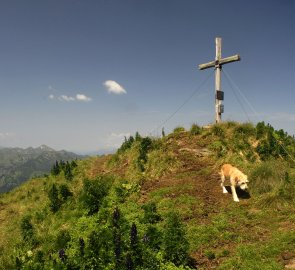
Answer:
222 69 251 122
149 70 214 136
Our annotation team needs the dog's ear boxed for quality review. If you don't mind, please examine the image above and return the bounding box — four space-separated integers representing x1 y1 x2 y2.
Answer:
245 176 249 182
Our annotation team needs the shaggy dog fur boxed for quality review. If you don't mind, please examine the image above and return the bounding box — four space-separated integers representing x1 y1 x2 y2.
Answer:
220 164 249 202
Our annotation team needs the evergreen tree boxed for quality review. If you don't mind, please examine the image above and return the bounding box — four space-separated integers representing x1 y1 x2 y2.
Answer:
48 184 61 213
20 215 34 242
163 212 189 266
64 162 73 181
135 131 142 141
137 137 153 171
59 184 73 202
51 161 60 176
70 160 77 168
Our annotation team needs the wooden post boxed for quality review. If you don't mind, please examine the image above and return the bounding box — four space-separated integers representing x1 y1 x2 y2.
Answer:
198 37 240 124
215 37 222 123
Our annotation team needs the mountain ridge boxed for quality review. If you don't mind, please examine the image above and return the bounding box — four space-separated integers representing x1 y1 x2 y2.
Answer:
0 145 84 193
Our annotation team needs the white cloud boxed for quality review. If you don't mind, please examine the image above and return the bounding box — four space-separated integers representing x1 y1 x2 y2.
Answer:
55 94 92 102
48 84 92 102
58 95 75 102
76 94 92 102
104 80 127 94
106 132 130 148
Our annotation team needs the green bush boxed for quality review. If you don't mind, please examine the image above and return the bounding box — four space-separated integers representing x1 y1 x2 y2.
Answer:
212 124 225 137
48 183 61 213
233 122 255 138
86 228 114 269
114 182 139 203
256 121 267 139
20 215 34 242
59 184 73 202
80 176 113 215
163 212 189 266
137 137 153 171
55 229 71 250
250 161 285 195
118 136 135 153
255 122 293 160
51 160 77 179
143 225 162 251
64 162 74 181
209 140 227 157
190 124 202 135
173 126 186 133
225 121 238 128
142 202 161 224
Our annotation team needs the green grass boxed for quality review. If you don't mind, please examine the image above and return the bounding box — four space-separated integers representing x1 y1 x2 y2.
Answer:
218 230 295 270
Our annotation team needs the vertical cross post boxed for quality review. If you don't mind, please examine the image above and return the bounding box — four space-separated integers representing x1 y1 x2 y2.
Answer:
215 37 222 123
198 37 240 124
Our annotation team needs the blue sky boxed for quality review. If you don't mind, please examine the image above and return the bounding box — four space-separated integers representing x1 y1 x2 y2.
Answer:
0 0 295 153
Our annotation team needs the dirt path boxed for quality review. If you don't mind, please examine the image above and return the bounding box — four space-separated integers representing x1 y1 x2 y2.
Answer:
141 145 231 210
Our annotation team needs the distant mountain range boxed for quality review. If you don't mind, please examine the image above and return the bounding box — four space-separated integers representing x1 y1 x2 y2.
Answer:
0 145 84 193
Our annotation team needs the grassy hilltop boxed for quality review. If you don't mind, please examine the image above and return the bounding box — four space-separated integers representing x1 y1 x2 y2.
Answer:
1 121 295 270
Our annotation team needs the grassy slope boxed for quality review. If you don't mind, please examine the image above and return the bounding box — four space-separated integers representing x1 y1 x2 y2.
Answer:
0 122 295 269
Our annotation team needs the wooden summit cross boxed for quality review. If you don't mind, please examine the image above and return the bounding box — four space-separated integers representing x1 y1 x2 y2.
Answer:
199 37 240 123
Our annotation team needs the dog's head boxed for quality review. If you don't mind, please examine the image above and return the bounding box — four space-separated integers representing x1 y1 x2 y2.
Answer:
238 175 249 190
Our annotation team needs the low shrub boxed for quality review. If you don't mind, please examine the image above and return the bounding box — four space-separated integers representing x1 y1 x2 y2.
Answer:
163 212 189 266
173 126 186 133
55 229 71 250
208 141 227 157
59 184 73 202
211 124 225 138
250 161 285 195
233 122 256 138
190 124 202 136
48 183 61 213
142 202 161 224
20 215 35 242
80 176 113 215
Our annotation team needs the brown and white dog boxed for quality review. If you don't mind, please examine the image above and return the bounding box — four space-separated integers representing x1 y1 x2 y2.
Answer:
220 164 249 202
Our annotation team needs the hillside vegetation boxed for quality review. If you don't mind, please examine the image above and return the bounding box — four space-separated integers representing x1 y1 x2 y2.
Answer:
0 121 295 269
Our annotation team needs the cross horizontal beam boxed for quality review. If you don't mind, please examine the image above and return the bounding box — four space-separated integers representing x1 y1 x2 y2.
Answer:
198 54 241 70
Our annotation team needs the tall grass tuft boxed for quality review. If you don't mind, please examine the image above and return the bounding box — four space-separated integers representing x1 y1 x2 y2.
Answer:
211 124 225 138
233 122 256 138
250 161 295 207
250 161 285 195
173 126 186 133
190 123 202 136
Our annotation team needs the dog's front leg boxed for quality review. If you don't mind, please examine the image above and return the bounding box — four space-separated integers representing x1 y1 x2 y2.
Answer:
220 173 228 193
230 185 239 202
